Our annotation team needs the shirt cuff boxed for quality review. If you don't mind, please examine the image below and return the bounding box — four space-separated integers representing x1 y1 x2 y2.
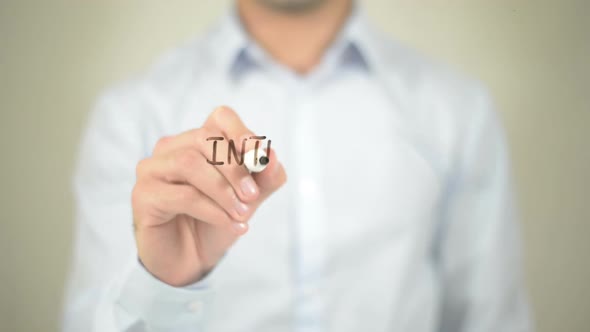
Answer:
116 258 213 329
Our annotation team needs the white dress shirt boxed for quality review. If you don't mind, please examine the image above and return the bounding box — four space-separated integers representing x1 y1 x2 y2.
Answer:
63 6 532 332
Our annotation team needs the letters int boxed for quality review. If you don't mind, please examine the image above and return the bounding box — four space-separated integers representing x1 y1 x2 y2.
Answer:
206 136 271 166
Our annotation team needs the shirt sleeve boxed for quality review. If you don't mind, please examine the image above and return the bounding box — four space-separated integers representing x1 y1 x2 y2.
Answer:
62 89 211 332
436 87 533 332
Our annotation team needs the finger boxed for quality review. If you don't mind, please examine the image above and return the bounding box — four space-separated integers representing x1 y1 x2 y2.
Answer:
204 106 265 199
203 106 261 202
251 148 287 200
132 182 246 235
152 107 257 157
204 106 254 143
152 125 261 204
137 149 253 223
152 128 212 157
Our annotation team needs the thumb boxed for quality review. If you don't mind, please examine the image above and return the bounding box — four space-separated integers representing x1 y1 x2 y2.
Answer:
252 148 287 198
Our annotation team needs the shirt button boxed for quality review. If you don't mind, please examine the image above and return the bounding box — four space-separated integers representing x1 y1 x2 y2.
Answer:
186 300 202 313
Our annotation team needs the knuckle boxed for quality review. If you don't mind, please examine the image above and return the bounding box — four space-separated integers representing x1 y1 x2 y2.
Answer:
173 149 200 171
131 184 147 209
225 185 239 203
226 192 251 222
211 106 236 126
154 136 171 153
214 204 235 224
187 128 202 142
220 213 235 225
197 127 216 142
135 158 151 178
175 186 197 203
131 185 167 226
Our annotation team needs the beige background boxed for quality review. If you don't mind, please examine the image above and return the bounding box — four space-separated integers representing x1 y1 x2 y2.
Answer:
1 1 588 331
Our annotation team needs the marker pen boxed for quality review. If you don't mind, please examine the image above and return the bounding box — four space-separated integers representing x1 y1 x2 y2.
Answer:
244 148 269 173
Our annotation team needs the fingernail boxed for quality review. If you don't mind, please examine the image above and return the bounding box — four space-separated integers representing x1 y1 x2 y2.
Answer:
240 177 259 198
234 197 250 216
232 222 248 235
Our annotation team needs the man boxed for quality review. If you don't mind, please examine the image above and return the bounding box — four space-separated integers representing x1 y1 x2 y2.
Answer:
63 0 532 331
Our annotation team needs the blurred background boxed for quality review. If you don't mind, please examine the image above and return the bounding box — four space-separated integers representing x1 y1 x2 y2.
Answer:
1 0 588 331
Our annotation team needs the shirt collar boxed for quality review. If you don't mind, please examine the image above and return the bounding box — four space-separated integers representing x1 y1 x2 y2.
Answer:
208 3 377 80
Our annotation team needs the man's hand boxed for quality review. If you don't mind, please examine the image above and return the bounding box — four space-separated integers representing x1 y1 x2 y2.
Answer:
131 106 287 287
